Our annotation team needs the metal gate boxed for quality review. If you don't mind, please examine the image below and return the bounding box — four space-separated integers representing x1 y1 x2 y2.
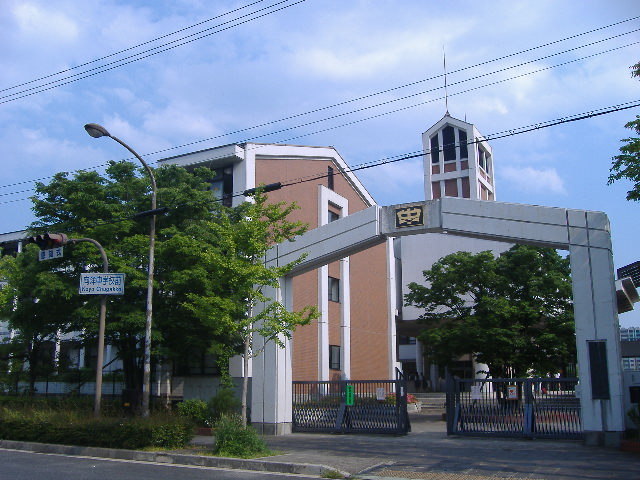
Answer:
447 377 582 440
292 370 410 434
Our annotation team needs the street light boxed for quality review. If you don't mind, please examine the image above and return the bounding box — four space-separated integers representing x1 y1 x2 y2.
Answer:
84 123 157 417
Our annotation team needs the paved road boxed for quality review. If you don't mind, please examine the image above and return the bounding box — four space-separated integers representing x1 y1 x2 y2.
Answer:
0 448 320 480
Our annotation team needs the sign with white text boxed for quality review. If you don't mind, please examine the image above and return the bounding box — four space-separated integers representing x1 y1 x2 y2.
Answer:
38 247 63 261
79 273 125 295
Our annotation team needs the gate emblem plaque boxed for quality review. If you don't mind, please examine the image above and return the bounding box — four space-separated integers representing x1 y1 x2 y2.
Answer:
395 205 424 228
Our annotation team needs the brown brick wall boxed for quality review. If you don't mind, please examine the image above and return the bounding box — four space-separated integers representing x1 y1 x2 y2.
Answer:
255 155 390 381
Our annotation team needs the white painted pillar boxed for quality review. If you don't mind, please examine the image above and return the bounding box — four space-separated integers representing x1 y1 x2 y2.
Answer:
317 265 329 381
251 276 294 435
568 212 625 446
78 347 85 369
340 258 351 379
385 238 398 379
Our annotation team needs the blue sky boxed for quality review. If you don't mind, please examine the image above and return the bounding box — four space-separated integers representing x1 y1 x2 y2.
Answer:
1 0 639 326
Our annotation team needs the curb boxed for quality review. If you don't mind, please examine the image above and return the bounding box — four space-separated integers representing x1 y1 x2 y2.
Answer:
0 440 350 478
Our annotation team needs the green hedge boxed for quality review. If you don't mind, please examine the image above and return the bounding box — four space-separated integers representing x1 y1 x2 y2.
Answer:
0 410 193 449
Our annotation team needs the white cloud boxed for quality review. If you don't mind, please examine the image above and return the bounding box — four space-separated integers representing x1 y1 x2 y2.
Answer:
12 2 78 41
501 166 567 196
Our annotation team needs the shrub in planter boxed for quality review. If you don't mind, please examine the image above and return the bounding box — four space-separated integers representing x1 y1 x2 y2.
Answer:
0 408 193 449
176 399 210 427
208 388 241 422
213 414 270 458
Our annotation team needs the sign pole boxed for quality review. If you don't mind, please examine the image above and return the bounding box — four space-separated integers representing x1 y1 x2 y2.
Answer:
71 238 109 417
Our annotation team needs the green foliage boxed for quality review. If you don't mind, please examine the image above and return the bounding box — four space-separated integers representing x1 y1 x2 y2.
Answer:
208 388 241 422
21 162 228 391
176 399 210 427
322 470 346 479
5 163 317 418
176 390 241 427
0 406 193 449
609 61 640 201
213 414 270 458
0 248 75 392
405 245 575 378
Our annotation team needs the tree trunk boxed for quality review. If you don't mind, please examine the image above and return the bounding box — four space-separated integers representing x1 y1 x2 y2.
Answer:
241 331 251 427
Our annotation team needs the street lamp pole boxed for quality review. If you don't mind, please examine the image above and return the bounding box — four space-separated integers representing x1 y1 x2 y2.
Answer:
84 123 157 417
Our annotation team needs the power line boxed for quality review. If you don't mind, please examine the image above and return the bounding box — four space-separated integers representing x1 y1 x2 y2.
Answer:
117 31 640 159
0 0 307 104
11 100 639 233
0 35 636 195
0 0 269 94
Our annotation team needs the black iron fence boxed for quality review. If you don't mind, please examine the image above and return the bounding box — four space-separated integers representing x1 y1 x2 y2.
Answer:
292 374 410 434
447 377 582 440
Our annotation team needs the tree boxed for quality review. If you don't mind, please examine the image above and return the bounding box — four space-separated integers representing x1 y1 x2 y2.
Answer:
0 245 76 393
172 190 318 426
26 161 233 394
9 161 316 416
404 245 575 378
608 61 640 201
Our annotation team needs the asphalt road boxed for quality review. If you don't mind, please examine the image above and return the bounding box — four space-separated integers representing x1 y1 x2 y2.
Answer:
0 449 321 480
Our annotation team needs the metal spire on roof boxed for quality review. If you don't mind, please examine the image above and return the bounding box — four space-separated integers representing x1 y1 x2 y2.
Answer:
443 46 450 116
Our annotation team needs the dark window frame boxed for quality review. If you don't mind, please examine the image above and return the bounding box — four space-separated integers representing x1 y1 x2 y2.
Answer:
328 276 340 302
430 134 440 164
442 125 456 162
329 344 341 370
459 129 468 159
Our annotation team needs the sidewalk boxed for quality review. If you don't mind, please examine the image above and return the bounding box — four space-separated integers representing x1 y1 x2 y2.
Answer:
253 412 639 479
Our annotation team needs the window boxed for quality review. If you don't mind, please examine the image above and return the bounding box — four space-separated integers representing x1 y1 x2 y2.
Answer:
430 135 439 163
478 146 487 171
329 345 341 370
327 166 334 190
459 129 468 159
328 210 340 222
442 125 456 162
328 276 340 302
208 167 233 207
398 336 416 345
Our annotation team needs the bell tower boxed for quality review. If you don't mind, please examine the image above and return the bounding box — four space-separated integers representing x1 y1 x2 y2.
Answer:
422 114 495 202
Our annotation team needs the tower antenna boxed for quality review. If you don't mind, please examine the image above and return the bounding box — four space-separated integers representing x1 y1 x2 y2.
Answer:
443 46 450 116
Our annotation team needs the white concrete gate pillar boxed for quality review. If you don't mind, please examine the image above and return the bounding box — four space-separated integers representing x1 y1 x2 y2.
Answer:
250 276 294 435
568 212 625 445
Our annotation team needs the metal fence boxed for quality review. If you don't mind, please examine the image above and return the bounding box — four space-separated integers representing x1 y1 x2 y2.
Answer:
447 377 582 440
292 375 410 434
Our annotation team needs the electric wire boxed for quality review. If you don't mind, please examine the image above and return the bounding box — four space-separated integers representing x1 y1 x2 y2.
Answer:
0 0 269 94
0 0 307 104
3 13 637 106
0 35 636 196
10 100 638 236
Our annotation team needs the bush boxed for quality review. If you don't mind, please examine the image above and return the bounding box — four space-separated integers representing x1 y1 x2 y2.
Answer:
0 407 193 449
176 399 210 427
213 414 270 458
208 388 241 422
